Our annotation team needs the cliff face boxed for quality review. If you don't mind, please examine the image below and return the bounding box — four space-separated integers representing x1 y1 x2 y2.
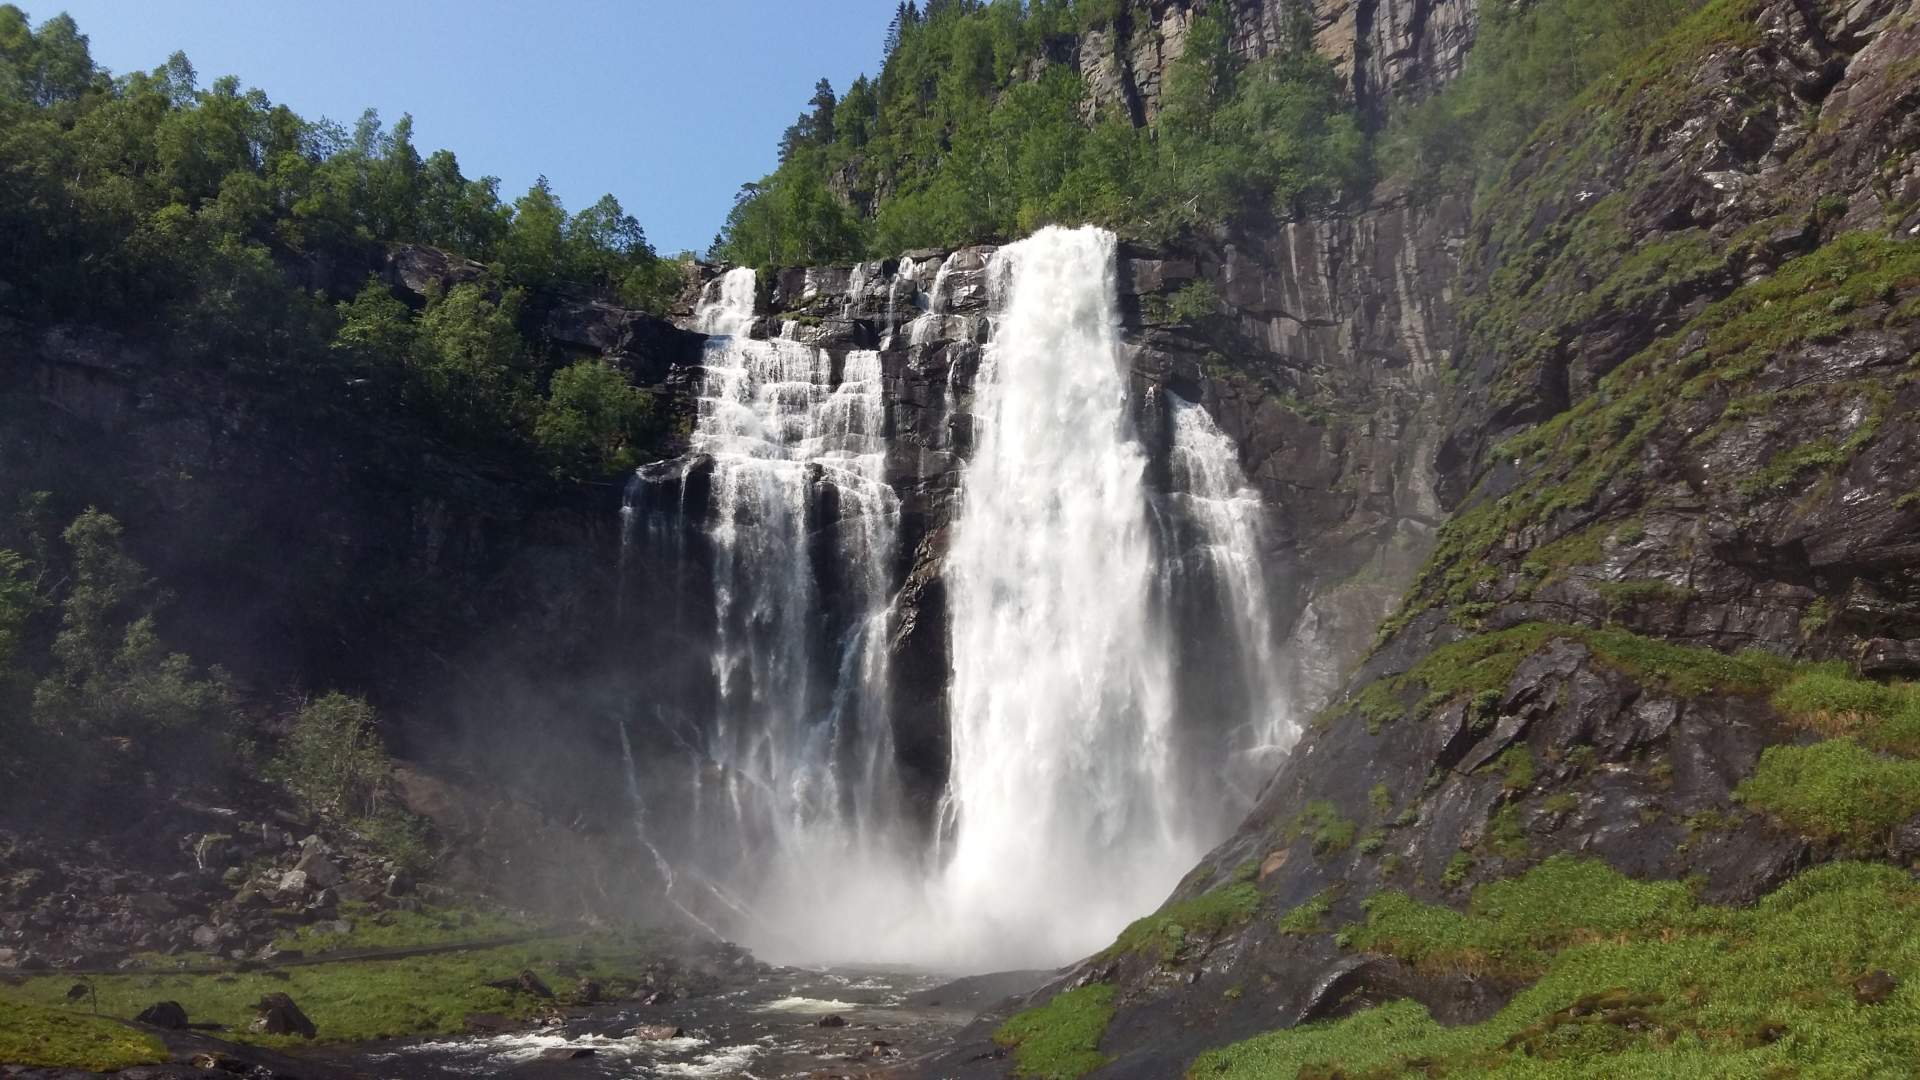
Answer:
1076 0 1478 124
937 0 1920 1076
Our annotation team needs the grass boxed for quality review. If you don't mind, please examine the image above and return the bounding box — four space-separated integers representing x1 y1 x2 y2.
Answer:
1736 739 1920 847
994 983 1116 1080
0 999 167 1070
0 931 666 1046
1278 889 1338 935
1192 860 1920 1078
1101 875 1264 964
1771 666 1920 756
1286 799 1359 857
272 901 533 954
1349 857 1697 980
1350 622 1794 730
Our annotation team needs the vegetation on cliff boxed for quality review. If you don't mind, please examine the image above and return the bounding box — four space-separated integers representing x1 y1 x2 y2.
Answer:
0 5 675 481
711 0 1365 263
1193 860 1920 1078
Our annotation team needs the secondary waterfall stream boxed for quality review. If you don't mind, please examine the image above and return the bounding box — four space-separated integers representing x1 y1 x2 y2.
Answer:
622 226 1293 972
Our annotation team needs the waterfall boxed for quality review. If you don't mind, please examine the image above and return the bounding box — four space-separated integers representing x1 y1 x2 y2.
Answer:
623 233 1293 971
636 269 909 956
1168 394 1297 807
938 226 1194 967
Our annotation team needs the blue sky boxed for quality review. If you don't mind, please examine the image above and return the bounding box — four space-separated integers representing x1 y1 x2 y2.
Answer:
44 1 902 255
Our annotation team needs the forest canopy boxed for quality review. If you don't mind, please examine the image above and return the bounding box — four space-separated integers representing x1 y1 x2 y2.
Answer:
710 0 1367 265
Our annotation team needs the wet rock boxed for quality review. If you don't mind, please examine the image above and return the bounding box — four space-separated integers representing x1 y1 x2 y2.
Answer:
817 1014 849 1028
631 1024 684 1040
537 1047 597 1061
250 992 316 1038
464 1012 514 1033
572 977 602 1003
134 1000 189 1029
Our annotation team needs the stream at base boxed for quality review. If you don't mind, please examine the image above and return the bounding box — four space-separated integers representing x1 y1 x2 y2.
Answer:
323 965 1045 1079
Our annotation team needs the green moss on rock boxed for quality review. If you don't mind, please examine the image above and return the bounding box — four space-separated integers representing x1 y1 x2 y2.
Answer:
993 983 1117 1080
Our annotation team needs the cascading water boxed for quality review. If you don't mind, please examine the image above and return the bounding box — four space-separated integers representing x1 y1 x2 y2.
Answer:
624 228 1294 972
1167 395 1297 810
938 226 1193 967
619 268 916 959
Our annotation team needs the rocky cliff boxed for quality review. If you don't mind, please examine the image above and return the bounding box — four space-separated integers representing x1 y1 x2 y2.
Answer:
936 0 1920 1076
1076 0 1478 125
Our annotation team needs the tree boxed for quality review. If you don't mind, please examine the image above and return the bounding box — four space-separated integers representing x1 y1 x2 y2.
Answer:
32 509 231 741
411 282 531 435
499 176 568 288
273 693 392 819
534 359 658 477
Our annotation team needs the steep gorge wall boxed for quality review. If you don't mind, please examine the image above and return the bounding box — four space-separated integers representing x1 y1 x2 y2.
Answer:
1076 0 1478 124
937 1 1920 1076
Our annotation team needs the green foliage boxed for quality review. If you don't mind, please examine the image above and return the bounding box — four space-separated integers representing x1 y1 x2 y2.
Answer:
993 983 1116 1080
31 510 232 742
271 693 392 819
1279 888 1337 934
1493 746 1536 792
410 283 532 436
1353 622 1797 731
1441 852 1475 889
1163 279 1221 325
1381 0 1706 194
714 4 1364 264
1772 666 1920 755
1368 782 1393 817
0 931 668 1045
273 901 529 954
1351 856 1701 978
1102 880 1262 963
1391 232 1920 636
1288 799 1358 857
0 7 676 500
1195 862 1920 1078
269 693 428 869
1736 739 1920 846
534 359 658 478
0 998 166 1071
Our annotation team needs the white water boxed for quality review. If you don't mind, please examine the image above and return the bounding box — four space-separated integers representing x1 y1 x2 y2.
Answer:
1168 394 1297 798
626 231 1290 972
938 226 1195 967
661 272 910 956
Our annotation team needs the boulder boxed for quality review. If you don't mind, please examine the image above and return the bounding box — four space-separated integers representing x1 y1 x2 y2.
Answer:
274 869 309 899
631 1024 684 1041
251 993 317 1038
573 977 602 1004
817 1014 849 1028
538 1048 597 1061
134 1001 189 1029
294 837 341 889
1861 638 1920 679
